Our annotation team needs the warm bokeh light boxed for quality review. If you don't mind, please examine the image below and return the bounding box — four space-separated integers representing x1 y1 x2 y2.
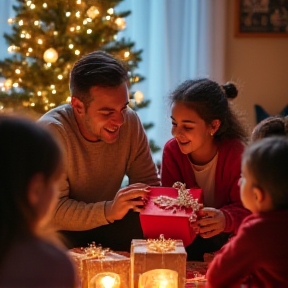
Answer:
43 48 58 63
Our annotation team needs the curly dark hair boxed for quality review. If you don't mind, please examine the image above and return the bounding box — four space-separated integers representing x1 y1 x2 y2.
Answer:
251 115 288 142
69 50 128 109
169 78 248 143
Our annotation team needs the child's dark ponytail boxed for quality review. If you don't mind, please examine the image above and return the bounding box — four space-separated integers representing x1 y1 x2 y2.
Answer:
222 82 238 99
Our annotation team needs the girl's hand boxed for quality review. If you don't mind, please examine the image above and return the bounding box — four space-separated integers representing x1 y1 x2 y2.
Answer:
190 207 225 238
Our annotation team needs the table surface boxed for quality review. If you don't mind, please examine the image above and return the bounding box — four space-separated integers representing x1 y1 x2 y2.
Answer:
186 261 208 287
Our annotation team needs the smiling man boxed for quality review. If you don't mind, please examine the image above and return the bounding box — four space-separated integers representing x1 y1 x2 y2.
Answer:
38 51 160 251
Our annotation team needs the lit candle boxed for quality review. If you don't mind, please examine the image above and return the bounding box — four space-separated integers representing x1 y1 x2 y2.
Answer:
138 269 178 288
90 272 120 288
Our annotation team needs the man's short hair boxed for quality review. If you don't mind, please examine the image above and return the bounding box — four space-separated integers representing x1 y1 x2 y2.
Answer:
69 50 128 108
242 136 288 209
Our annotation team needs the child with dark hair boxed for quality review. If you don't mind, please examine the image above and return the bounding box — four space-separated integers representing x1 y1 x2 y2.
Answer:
207 137 288 287
251 115 288 142
161 78 250 260
0 116 76 288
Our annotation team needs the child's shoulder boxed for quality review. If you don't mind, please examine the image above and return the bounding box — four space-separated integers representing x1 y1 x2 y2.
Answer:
30 237 75 274
0 236 75 287
164 138 178 149
241 211 288 233
163 138 183 157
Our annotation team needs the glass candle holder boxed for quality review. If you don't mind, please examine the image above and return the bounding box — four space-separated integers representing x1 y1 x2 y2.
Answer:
90 272 120 288
138 269 178 288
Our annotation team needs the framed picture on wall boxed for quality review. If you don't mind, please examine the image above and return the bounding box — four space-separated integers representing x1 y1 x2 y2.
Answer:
235 0 288 37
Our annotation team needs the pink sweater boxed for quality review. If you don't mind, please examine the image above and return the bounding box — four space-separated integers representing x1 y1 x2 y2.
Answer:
161 138 250 234
206 211 288 288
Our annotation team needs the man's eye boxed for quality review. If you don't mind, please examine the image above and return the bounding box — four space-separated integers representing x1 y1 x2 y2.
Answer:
172 122 177 126
100 112 113 116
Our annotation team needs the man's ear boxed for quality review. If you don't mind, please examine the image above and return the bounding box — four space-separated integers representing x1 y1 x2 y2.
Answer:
27 173 45 207
210 119 221 135
71 97 85 115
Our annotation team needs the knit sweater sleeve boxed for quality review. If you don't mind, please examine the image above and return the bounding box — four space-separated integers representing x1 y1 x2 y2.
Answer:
206 216 257 288
54 176 108 230
38 118 109 231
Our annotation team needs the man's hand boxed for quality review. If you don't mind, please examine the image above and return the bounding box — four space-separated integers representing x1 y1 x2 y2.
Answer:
104 183 151 223
190 207 225 238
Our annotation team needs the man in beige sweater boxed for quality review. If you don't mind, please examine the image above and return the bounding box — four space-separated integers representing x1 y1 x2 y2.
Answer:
39 51 160 251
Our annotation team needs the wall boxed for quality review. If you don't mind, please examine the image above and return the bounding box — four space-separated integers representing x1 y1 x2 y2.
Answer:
226 1 288 133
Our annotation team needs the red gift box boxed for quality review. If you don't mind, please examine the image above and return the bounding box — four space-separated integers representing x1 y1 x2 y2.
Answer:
140 187 203 247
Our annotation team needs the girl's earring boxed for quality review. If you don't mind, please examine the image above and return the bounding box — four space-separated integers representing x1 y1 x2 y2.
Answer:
210 132 214 137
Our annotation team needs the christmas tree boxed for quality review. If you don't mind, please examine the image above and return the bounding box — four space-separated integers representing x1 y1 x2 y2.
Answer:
0 0 160 153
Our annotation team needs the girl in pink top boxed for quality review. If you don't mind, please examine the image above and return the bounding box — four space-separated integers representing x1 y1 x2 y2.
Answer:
0 116 76 288
161 78 250 260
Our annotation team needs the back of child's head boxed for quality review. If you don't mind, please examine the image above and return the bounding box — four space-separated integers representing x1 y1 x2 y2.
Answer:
251 115 288 142
0 116 63 248
242 136 288 210
169 78 248 142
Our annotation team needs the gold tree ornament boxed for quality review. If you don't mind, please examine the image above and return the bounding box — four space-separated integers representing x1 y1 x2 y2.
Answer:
43 48 58 63
4 79 13 90
86 6 99 19
134 91 144 104
115 17 126 30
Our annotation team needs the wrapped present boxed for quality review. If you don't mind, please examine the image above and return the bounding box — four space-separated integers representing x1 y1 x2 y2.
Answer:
131 236 187 288
69 243 130 288
140 183 203 247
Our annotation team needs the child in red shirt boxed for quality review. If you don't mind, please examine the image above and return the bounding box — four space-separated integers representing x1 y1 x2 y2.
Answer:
161 78 250 260
206 136 288 288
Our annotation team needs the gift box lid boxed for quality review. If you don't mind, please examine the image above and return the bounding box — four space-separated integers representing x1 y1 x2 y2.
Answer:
69 248 130 262
131 239 186 254
140 187 202 247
